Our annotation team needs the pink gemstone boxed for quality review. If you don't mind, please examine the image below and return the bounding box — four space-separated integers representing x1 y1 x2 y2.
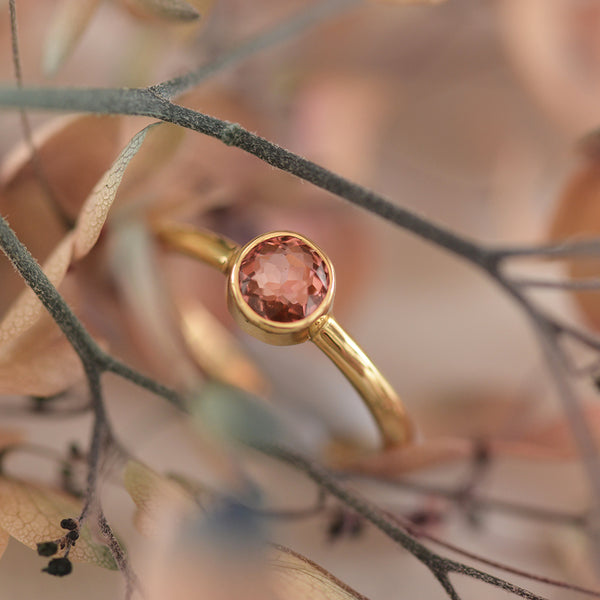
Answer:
239 235 329 322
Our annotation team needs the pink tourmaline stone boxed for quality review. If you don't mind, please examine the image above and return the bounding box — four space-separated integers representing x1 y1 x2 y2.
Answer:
239 235 329 322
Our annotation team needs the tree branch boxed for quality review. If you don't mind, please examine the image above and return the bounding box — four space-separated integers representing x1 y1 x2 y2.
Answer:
255 443 550 600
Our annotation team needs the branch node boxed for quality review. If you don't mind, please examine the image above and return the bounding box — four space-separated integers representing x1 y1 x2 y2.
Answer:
220 122 244 147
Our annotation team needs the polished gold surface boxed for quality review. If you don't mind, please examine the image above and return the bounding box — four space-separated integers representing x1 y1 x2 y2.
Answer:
310 316 413 447
154 222 237 273
157 223 413 448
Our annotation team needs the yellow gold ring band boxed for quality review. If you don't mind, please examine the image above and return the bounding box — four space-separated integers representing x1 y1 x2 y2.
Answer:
155 223 413 449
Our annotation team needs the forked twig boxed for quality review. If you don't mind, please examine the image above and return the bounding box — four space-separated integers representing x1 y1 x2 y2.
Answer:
2 1 600 598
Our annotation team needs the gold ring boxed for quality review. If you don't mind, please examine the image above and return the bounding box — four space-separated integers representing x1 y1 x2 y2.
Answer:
155 223 413 449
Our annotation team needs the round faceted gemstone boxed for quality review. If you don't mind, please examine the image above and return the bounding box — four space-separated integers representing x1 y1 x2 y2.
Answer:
238 235 329 322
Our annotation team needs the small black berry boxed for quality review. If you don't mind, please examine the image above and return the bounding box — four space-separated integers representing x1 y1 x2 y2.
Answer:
60 518 78 531
66 530 79 542
36 541 58 557
43 557 72 577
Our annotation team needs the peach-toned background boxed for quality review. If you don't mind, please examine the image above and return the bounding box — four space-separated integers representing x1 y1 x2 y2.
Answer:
0 0 597 598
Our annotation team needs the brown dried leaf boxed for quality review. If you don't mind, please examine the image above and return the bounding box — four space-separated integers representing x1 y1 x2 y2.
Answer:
108 221 200 387
73 122 160 259
116 122 184 201
0 313 83 396
334 403 600 479
0 123 154 396
178 301 269 396
43 0 103 76
0 477 117 569
123 461 196 536
548 159 600 330
0 232 74 349
330 437 473 477
550 528 600 589
372 0 446 4
515 403 600 459
0 430 23 449
0 528 9 562
1 115 122 222
270 545 370 600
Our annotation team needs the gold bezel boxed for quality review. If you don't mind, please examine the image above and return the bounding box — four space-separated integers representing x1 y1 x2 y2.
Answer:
227 231 336 346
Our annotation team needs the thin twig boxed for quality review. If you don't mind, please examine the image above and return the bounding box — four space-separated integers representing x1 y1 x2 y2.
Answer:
408 521 600 599
100 353 186 410
494 239 600 261
0 86 493 267
0 9 599 594
514 277 600 291
77 367 111 525
98 510 143 599
498 279 600 567
254 443 548 600
358 475 585 527
151 0 361 99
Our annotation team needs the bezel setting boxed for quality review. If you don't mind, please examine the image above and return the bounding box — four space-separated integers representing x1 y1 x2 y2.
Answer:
227 231 336 346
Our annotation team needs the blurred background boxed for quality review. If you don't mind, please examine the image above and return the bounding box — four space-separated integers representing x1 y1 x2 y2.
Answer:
0 0 599 597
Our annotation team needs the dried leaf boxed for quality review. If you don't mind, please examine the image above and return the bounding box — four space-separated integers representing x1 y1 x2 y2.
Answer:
123 0 200 21
550 528 600 589
0 313 83 396
515 403 600 459
178 301 269 396
116 122 184 200
0 528 9 561
270 545 370 600
1 115 122 222
0 232 74 349
330 437 473 477
73 123 160 259
372 0 446 4
0 122 157 396
0 477 117 569
108 220 199 387
186 0 215 13
548 159 600 330
123 461 196 536
333 404 600 479
0 430 23 449
43 0 103 77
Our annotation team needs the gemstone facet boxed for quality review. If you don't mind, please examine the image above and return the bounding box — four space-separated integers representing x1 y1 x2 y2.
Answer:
238 235 329 323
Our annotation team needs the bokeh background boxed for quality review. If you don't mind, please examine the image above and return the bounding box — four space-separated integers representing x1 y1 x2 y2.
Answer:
0 0 599 598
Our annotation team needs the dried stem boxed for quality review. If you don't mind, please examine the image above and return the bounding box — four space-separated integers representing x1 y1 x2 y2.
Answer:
408 522 600 599
360 475 586 527
151 0 361 99
513 277 600 291
1 3 600 597
98 510 143 600
2 79 597 536
254 443 549 600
